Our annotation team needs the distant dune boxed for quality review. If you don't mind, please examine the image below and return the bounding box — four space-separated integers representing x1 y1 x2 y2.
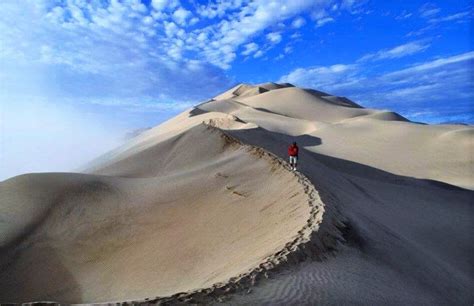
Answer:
1 83 472 304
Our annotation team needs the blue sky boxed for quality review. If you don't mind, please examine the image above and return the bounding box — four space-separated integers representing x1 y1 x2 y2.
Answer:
0 0 473 179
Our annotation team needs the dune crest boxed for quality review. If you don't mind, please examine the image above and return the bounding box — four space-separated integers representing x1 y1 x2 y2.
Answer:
0 122 342 304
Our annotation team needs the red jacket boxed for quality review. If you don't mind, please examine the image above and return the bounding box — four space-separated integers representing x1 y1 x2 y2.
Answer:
288 145 298 156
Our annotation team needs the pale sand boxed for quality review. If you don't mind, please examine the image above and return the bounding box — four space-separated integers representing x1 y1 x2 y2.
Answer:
0 82 472 304
0 124 338 304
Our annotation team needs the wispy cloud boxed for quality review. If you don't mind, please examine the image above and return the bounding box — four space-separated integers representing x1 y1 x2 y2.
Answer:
316 17 335 27
279 64 357 90
253 50 264 58
266 32 282 44
383 52 474 76
358 41 431 62
406 24 435 37
292 17 306 28
395 10 413 20
241 42 259 56
84 97 195 113
405 3 472 38
275 44 294 61
428 10 472 23
419 3 441 18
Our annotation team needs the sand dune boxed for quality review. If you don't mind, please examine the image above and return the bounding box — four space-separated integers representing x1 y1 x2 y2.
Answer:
0 82 472 304
199 83 473 189
0 124 335 303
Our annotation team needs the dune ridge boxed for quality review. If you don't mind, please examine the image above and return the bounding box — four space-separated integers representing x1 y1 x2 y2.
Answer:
0 121 342 304
125 123 346 304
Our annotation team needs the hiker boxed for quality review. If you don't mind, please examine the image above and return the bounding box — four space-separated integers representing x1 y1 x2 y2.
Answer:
288 142 299 171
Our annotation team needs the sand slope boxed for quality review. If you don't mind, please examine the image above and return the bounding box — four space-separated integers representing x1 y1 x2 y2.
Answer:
200 84 473 189
0 124 326 303
1 82 473 304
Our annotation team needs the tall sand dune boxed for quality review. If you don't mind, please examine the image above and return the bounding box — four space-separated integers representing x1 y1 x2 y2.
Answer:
0 83 472 304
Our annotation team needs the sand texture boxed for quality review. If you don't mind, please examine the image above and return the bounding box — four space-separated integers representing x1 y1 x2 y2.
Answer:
0 83 472 304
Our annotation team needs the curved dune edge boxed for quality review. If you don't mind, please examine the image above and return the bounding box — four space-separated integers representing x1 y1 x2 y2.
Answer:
120 123 347 305
6 122 345 305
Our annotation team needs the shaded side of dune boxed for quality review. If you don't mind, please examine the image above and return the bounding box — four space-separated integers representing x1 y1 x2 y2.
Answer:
222 125 474 305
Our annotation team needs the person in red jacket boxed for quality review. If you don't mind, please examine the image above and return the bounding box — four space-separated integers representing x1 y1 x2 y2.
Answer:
288 142 299 171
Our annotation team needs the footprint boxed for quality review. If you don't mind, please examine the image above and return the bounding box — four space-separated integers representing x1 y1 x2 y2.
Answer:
225 185 248 197
215 172 229 178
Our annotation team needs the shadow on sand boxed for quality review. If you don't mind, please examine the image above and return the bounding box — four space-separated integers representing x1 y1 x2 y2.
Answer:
227 125 473 304
227 126 467 191
0 245 82 304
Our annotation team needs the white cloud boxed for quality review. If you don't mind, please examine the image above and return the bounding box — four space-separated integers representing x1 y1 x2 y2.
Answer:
151 0 167 11
173 7 192 25
279 64 357 90
189 17 199 25
85 96 195 112
405 24 435 37
167 45 182 60
164 21 179 37
292 17 306 28
151 0 179 11
143 15 154 25
383 51 474 77
242 42 259 56
196 32 208 42
189 0 333 69
340 0 368 13
266 32 282 44
290 32 302 39
316 17 334 27
419 3 441 18
429 11 472 23
254 50 264 58
406 9 472 37
396 10 413 20
359 41 430 61
340 0 356 10
274 44 293 61
154 0 358 70
197 0 248 19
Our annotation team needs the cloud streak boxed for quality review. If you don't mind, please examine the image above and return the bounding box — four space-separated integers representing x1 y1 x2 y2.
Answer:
358 41 430 62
